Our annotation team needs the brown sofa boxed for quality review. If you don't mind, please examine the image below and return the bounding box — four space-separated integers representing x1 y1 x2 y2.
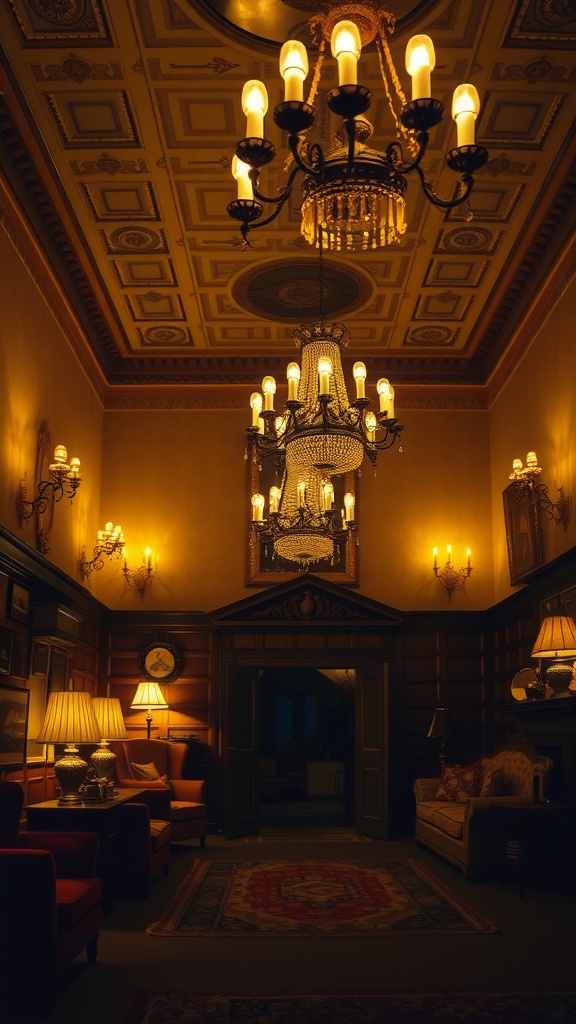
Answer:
414 745 553 878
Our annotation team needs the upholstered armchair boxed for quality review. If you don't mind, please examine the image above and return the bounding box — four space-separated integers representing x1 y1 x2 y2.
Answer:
0 781 101 1017
110 738 208 845
116 799 172 899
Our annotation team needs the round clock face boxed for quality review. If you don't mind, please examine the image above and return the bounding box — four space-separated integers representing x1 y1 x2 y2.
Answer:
138 643 181 684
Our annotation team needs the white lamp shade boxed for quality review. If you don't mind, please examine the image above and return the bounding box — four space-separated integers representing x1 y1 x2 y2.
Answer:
130 681 169 710
91 697 128 740
36 690 101 744
531 615 576 658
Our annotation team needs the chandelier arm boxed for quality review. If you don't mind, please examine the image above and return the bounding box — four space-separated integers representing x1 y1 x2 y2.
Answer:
386 134 429 175
249 164 300 206
410 162 475 211
287 132 324 180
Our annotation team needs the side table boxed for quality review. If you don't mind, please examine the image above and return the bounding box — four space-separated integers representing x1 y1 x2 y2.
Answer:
490 801 576 898
25 787 146 912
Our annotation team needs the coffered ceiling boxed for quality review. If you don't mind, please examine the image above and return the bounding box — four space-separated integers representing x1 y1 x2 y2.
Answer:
0 0 575 407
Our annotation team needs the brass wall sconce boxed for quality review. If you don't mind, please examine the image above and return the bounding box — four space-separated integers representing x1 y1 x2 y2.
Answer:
123 549 156 600
16 424 82 554
433 546 472 601
79 522 125 580
509 451 570 525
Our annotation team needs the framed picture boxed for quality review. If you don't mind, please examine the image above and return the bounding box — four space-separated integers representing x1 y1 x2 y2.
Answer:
0 571 9 618
10 637 29 680
0 684 29 768
138 642 182 684
31 640 50 677
26 673 49 763
502 482 544 586
246 455 358 586
48 648 68 693
10 584 29 624
0 627 13 675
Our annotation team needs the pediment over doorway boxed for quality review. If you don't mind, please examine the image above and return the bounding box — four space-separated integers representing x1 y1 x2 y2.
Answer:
211 574 403 628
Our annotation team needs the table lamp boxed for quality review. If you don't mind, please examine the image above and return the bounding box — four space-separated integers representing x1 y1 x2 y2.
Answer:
90 696 128 781
531 615 576 697
36 690 101 804
130 681 168 739
427 707 450 764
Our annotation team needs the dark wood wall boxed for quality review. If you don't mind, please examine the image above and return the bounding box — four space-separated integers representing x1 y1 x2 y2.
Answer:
1 525 574 835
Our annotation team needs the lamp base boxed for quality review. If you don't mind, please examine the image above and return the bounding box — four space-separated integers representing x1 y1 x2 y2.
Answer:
545 661 575 697
54 745 89 804
90 740 117 782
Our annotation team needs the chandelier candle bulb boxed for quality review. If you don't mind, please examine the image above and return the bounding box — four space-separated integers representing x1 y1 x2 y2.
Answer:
279 40 308 102
249 392 263 429
68 457 81 478
452 84 480 147
344 492 355 523
318 357 332 396
242 80 268 138
286 362 301 402
232 155 253 200
433 547 438 570
365 411 377 442
353 361 367 399
251 493 265 522
262 375 276 411
145 548 152 572
53 445 68 464
466 549 471 569
322 482 334 511
331 20 361 86
526 451 538 468
405 35 435 100
269 486 281 514
297 481 306 508
447 545 452 563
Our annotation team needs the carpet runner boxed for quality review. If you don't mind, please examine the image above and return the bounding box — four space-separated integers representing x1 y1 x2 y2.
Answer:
124 991 576 1024
147 858 496 936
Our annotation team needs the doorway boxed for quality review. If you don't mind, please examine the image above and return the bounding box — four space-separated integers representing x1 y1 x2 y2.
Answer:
258 666 355 828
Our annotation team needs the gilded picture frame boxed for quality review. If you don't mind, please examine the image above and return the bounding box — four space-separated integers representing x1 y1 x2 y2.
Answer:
502 482 544 586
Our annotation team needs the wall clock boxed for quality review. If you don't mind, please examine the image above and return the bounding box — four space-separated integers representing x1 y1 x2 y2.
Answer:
138 643 182 684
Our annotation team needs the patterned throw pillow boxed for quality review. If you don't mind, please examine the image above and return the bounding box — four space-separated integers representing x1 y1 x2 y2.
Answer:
434 762 483 803
479 766 505 797
131 761 161 781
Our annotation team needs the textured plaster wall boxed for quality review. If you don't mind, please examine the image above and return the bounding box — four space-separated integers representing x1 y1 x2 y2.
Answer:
0 223 104 582
489 279 576 606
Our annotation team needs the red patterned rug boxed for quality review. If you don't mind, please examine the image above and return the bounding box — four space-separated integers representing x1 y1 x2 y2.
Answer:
124 991 576 1023
147 859 496 936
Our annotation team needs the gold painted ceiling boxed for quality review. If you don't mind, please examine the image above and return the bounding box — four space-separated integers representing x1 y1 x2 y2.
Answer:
0 0 575 408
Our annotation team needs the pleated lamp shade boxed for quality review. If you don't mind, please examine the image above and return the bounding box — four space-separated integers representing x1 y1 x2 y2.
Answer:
131 681 169 739
36 691 101 804
531 615 576 696
90 697 128 782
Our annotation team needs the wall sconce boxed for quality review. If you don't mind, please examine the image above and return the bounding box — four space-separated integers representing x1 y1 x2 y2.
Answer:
79 522 125 580
123 548 156 600
16 425 82 553
509 451 570 525
433 546 472 601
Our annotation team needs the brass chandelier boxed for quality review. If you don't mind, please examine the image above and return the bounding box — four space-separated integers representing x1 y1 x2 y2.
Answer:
227 2 488 251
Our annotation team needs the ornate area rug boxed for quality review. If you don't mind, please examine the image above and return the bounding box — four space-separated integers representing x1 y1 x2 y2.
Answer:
124 991 576 1024
147 859 496 937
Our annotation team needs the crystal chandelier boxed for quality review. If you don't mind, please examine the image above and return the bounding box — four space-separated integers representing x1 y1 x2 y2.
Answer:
227 2 488 251
247 235 402 569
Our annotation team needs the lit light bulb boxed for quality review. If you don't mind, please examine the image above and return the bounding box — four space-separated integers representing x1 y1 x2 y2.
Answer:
452 83 480 147
261 375 276 411
241 80 268 138
286 361 301 402
231 155 253 200
269 486 282 513
343 492 355 522
331 20 361 86
251 492 265 521
250 391 263 428
279 40 308 103
405 34 435 100
353 361 367 399
318 357 332 395
365 411 377 441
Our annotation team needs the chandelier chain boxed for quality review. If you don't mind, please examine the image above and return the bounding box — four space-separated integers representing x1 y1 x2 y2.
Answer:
375 35 418 160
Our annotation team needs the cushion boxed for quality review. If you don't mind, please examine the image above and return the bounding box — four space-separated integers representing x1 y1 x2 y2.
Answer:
479 765 505 797
418 800 466 840
131 762 168 785
170 801 206 822
434 762 483 803
55 878 101 930
149 819 171 851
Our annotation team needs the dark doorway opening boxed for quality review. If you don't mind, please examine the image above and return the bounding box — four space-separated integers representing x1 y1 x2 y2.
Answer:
258 667 355 828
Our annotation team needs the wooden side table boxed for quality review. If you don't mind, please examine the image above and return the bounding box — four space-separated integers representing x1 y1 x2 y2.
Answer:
25 787 146 912
490 801 576 898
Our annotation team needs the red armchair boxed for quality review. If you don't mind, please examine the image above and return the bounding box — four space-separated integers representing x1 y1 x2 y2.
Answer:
0 781 101 1017
110 738 208 845
117 800 172 899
